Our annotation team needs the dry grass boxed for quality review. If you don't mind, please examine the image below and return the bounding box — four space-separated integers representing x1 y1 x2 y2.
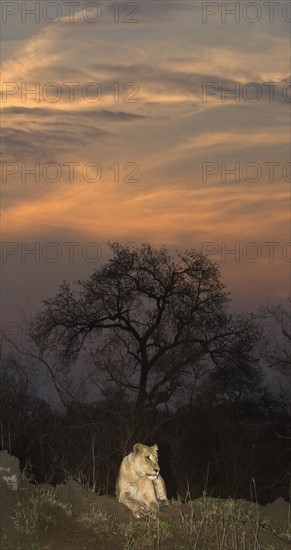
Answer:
1 485 290 549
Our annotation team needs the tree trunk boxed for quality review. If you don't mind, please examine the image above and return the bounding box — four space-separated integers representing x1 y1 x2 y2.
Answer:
134 346 149 416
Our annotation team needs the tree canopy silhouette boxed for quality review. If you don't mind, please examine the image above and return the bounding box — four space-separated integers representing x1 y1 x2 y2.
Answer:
260 298 291 379
28 242 258 413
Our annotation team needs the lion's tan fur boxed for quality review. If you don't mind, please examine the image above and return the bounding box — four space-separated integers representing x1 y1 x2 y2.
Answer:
116 443 170 518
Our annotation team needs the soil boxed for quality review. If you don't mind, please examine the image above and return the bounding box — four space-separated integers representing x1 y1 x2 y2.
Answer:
1 481 290 549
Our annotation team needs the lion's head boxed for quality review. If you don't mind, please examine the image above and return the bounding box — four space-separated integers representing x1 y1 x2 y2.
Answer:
130 443 160 480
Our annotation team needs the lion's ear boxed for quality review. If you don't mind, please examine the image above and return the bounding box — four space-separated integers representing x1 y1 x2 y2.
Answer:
133 443 143 454
151 444 158 453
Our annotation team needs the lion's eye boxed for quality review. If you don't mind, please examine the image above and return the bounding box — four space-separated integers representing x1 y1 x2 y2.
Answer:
146 455 152 461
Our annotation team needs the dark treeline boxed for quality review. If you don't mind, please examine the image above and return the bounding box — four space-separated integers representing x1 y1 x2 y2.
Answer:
0 376 290 504
1 243 290 503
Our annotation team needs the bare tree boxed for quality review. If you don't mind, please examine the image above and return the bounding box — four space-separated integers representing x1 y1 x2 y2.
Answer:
260 298 291 380
29 243 233 411
27 242 256 415
205 314 264 404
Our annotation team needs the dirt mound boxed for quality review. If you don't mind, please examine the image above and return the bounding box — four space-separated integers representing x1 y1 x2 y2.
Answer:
0 451 290 549
264 496 290 522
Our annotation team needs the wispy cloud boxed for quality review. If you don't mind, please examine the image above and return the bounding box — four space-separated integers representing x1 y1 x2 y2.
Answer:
2 3 290 315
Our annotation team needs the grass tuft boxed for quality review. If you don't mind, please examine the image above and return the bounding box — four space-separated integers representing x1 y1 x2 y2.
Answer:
1 486 289 549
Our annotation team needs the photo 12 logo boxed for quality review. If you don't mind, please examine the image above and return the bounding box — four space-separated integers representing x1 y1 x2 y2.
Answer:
202 162 291 183
201 2 291 23
1 81 140 104
1 322 27 344
1 241 103 263
202 241 291 263
202 81 290 104
1 161 140 184
1 2 140 24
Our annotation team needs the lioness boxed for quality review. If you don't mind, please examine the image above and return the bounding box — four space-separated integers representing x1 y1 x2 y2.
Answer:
116 443 170 519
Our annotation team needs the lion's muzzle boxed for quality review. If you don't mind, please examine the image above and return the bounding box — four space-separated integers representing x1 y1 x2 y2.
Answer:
146 471 159 480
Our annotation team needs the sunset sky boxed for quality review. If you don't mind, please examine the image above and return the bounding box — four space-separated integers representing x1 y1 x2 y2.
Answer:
1 0 290 329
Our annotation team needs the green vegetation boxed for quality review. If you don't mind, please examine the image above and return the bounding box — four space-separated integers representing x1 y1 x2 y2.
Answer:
1 487 72 550
1 487 290 549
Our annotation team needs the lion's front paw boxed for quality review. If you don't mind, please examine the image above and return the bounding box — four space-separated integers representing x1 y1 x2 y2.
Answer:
132 504 146 519
160 498 170 506
147 502 158 519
